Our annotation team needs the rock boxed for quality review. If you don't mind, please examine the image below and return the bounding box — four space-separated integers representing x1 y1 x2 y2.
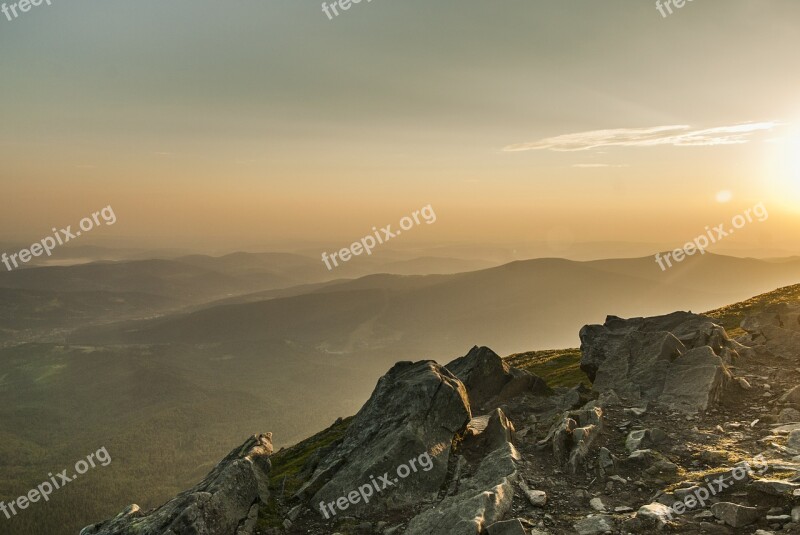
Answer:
80 434 273 535
298 360 470 515
446 346 550 411
540 406 603 473
519 481 547 507
485 518 528 535
766 514 791 523
750 478 800 496
779 408 800 423
625 428 667 452
793 506 800 522
741 304 800 359
710 502 762 527
574 515 615 535
598 447 616 473
589 497 606 512
788 430 800 450
783 386 800 405
579 312 735 412
636 502 674 528
736 377 753 390
405 409 520 535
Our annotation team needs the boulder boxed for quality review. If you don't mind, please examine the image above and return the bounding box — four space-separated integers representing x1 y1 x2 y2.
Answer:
710 502 761 527
299 360 471 514
636 502 674 528
741 303 800 359
574 515 615 535
539 406 603 473
485 518 528 535
580 312 735 412
405 409 520 535
446 346 550 411
80 433 273 535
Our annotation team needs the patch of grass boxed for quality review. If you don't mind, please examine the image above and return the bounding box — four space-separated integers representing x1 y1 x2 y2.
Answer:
257 416 353 529
705 283 800 335
505 348 589 389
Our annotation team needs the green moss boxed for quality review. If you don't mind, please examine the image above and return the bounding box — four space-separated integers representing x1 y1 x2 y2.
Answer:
257 416 353 529
505 348 589 389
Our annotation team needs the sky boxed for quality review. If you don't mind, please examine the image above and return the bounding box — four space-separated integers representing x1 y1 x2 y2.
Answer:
1 0 799 255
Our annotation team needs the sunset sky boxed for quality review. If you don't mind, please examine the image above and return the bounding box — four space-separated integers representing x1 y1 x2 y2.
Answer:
1 0 799 255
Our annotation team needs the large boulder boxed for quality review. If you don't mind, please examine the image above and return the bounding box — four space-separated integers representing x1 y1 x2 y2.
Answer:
741 303 800 359
298 360 471 515
405 409 520 535
80 433 273 535
538 406 603 473
579 312 735 412
446 346 550 411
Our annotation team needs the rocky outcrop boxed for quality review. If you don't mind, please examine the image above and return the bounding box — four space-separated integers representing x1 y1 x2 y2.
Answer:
741 303 800 359
80 433 273 535
579 312 735 412
405 409 520 535
538 405 603 473
298 360 471 514
446 346 551 411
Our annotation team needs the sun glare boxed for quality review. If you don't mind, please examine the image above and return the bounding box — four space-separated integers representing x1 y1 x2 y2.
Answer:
765 123 800 211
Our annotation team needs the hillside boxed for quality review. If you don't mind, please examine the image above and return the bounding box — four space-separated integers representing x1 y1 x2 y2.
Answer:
82 286 800 535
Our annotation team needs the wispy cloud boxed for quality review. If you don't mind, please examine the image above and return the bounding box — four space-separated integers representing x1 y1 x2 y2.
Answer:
504 121 780 152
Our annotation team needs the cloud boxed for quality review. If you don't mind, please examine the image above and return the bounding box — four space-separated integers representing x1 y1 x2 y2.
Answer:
504 121 780 152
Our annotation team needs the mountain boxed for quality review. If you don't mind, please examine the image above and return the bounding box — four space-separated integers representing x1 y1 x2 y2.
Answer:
72 253 800 355
80 284 800 535
2 254 800 535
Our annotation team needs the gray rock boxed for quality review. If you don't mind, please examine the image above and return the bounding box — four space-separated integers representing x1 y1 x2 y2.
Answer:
783 385 800 405
405 409 520 535
710 502 761 527
579 312 735 412
80 434 273 535
598 447 616 473
788 429 800 450
625 428 667 452
636 502 674 527
750 478 800 496
779 408 800 423
540 406 603 473
589 497 606 512
519 480 547 507
485 518 528 535
446 346 550 411
574 515 614 535
300 360 471 513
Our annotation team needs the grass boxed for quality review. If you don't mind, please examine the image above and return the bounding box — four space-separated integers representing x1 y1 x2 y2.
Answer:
705 283 800 337
257 416 353 529
505 348 588 389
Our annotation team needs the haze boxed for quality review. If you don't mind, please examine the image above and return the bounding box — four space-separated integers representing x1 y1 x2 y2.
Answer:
1 0 799 255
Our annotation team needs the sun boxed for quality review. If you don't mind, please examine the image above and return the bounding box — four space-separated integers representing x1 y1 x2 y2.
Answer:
765 123 800 211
